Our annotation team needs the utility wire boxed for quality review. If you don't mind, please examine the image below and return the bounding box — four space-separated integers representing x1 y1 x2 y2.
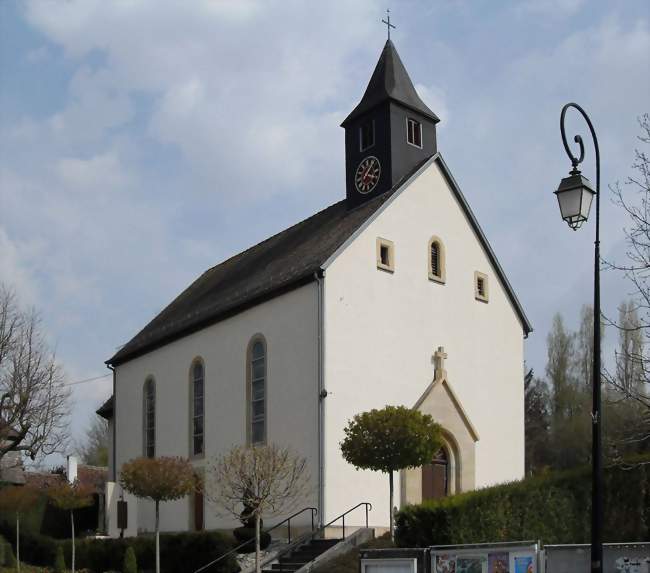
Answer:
63 373 111 387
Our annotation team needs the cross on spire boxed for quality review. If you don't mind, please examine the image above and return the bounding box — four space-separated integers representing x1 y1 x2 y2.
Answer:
433 346 448 380
382 8 396 41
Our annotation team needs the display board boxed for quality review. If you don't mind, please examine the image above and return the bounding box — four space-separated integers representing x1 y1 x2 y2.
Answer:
543 542 650 572
360 558 419 573
430 541 540 573
360 548 429 573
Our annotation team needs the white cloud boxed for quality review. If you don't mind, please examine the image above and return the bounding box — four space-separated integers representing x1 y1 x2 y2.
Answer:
415 83 450 127
1 0 646 462
516 0 586 18
0 227 39 305
23 0 379 197
56 152 130 192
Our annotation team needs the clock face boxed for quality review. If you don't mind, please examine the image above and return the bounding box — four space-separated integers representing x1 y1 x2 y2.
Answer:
355 156 381 194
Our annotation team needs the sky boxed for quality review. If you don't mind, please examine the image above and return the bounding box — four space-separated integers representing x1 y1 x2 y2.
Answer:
1 0 649 465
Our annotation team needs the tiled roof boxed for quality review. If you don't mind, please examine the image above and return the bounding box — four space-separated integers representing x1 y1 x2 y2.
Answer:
107 154 531 368
107 161 425 366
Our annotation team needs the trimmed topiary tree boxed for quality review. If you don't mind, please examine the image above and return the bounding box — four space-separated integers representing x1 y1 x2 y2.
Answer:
340 405 442 539
120 456 195 573
54 545 66 573
48 479 94 573
123 545 138 573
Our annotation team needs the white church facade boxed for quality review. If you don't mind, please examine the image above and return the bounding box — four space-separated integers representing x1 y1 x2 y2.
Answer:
99 39 531 537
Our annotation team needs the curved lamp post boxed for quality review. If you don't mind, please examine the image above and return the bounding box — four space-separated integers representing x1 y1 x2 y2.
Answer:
554 102 602 573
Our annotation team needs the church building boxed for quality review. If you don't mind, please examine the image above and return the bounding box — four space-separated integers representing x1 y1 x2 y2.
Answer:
100 38 531 537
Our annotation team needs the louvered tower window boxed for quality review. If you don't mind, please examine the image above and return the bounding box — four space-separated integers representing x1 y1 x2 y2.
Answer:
428 236 445 283
475 271 489 302
431 242 440 277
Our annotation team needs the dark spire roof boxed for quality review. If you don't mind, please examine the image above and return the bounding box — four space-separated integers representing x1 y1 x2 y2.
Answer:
342 39 439 127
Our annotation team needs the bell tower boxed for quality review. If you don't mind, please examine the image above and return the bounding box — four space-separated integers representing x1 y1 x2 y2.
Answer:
342 40 439 207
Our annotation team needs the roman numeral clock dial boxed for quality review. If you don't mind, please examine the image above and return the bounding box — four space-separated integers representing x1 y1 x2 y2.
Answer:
355 156 381 194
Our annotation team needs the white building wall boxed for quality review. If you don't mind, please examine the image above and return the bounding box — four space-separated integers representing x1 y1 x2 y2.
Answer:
113 283 320 533
323 160 525 527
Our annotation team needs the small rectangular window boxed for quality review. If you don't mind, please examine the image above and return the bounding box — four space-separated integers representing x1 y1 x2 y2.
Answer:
376 238 395 272
475 271 489 302
360 120 375 151
407 118 422 148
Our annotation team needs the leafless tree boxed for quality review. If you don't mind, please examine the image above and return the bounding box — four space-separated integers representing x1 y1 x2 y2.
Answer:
603 114 650 463
0 284 70 465
205 444 310 573
75 414 109 467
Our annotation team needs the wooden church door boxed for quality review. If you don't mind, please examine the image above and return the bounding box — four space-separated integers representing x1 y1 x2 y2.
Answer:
422 448 449 501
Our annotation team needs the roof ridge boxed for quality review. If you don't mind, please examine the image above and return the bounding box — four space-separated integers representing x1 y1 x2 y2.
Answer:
203 197 347 274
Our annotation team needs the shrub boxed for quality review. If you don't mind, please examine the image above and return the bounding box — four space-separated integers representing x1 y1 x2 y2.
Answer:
395 457 650 547
4 541 16 567
0 521 58 566
123 546 137 573
0 524 237 573
60 530 237 573
159 531 238 572
54 545 66 573
233 526 271 553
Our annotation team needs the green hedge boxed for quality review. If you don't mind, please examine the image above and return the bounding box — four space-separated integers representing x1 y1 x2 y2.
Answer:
0 523 238 573
395 457 650 547
0 491 100 539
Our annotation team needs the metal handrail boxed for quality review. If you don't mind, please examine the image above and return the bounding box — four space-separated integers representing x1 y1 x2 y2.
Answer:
267 506 318 544
193 506 318 573
310 502 372 541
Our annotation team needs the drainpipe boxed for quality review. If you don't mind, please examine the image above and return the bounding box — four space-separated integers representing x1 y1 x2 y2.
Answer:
314 270 326 526
107 364 116 482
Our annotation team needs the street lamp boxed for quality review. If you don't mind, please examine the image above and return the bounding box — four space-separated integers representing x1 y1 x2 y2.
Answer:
554 102 603 573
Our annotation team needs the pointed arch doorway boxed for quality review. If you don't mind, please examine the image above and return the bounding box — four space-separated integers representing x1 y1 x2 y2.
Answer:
421 447 449 501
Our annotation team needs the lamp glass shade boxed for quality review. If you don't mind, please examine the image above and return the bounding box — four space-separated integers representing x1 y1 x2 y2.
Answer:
554 171 596 230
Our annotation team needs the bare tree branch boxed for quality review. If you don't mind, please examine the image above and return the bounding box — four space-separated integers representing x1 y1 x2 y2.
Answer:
0 284 70 465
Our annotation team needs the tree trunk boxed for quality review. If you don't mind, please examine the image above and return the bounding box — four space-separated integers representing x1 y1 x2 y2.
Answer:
255 511 261 573
155 500 160 573
389 470 394 541
71 509 76 573
16 511 20 573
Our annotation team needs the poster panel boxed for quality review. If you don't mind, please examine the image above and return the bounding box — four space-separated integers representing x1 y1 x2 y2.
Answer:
435 554 457 573
457 555 487 573
488 552 509 573
431 542 538 573
513 555 534 573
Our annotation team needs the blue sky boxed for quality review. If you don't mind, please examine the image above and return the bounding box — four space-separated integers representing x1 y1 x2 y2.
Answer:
1 0 649 463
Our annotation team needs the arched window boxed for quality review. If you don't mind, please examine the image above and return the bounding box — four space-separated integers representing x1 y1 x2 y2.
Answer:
190 360 205 456
143 377 156 458
428 236 446 283
248 338 267 445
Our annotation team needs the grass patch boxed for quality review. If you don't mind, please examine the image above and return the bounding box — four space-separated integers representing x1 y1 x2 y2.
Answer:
311 533 394 573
